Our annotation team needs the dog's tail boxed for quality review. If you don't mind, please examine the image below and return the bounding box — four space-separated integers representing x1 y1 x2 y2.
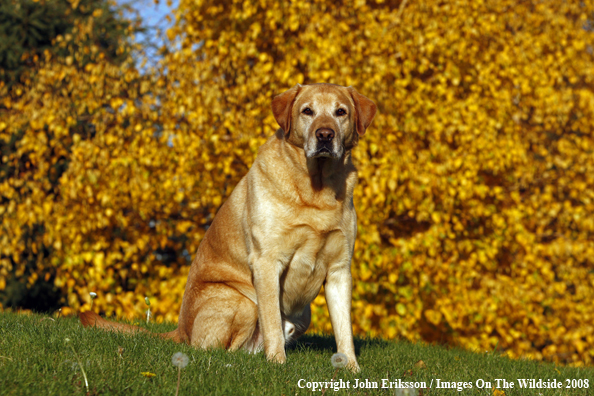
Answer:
79 311 181 342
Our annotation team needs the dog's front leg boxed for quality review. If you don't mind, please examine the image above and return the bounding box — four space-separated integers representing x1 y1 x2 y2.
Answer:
325 265 360 372
252 260 286 363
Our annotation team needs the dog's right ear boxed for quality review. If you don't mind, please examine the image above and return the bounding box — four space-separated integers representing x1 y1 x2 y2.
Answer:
272 84 301 136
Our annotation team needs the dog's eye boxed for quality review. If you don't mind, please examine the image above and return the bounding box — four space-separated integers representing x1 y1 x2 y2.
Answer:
302 108 313 115
336 108 346 116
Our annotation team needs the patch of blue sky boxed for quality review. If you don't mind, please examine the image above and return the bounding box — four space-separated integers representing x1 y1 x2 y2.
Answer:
114 0 179 71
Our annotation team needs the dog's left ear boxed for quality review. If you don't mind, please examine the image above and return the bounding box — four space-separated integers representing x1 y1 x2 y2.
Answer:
272 84 301 135
348 87 377 136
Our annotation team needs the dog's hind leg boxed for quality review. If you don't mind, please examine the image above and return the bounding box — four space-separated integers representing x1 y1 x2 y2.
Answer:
242 305 312 353
188 284 258 351
283 305 311 345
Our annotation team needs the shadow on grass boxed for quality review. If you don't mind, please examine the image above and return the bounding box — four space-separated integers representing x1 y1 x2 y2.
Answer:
291 333 393 357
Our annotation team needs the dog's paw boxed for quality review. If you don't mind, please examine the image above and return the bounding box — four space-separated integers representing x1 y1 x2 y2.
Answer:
266 351 287 364
347 361 360 373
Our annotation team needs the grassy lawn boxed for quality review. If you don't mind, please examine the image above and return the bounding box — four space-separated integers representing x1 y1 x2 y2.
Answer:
0 311 592 395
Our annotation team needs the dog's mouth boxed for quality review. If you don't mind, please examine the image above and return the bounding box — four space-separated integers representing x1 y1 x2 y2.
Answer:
310 143 339 159
314 147 333 157
310 148 338 159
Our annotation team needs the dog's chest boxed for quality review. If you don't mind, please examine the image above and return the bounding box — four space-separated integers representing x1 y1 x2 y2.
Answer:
278 226 350 315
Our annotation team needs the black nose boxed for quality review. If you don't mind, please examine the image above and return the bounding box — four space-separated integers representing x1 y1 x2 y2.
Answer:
315 128 335 142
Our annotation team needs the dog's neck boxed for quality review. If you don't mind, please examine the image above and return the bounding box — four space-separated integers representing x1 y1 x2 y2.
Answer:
281 139 357 205
305 156 345 191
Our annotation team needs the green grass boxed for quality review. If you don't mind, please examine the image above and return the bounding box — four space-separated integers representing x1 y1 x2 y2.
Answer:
0 311 592 395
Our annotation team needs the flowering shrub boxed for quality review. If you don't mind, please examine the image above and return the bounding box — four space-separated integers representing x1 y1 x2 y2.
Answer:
1 0 593 365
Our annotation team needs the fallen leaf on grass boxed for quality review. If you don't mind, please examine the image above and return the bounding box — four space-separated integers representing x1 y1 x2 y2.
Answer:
414 360 426 369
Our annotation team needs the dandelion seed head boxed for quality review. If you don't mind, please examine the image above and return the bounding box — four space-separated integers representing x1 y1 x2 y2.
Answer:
395 388 418 396
172 352 189 369
64 337 71 343
90 292 97 299
331 352 348 369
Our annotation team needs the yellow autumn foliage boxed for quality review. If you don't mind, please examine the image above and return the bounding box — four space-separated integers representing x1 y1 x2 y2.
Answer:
2 0 594 366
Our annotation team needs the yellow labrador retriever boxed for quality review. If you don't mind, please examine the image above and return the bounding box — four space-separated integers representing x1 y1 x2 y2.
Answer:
81 83 376 372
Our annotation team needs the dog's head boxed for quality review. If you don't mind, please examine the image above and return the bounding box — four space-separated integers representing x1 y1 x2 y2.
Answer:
272 83 376 159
